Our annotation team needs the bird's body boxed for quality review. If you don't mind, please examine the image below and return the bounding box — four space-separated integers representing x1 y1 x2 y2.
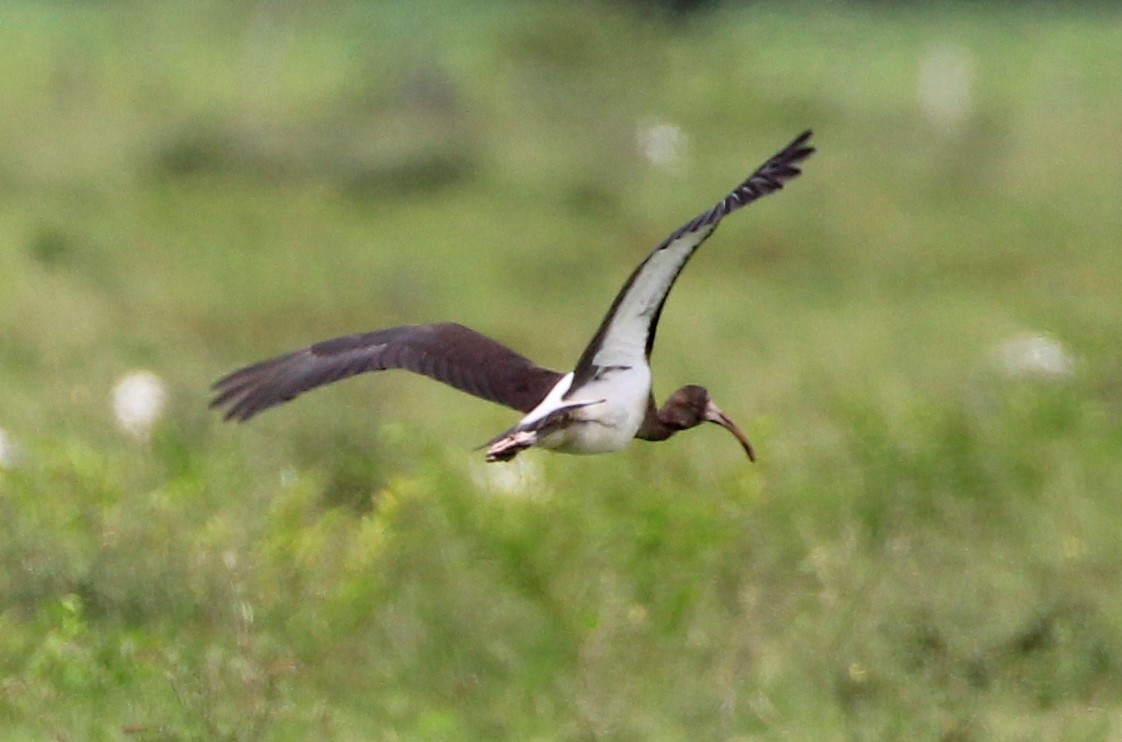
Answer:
498 365 652 457
211 131 815 462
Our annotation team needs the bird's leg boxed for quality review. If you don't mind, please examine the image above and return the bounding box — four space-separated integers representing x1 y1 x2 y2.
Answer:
484 399 604 463
485 430 537 462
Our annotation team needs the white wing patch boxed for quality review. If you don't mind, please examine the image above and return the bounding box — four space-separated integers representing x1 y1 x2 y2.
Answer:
588 224 716 369
521 372 575 423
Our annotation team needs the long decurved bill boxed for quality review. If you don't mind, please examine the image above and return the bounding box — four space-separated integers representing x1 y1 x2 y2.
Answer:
704 402 756 462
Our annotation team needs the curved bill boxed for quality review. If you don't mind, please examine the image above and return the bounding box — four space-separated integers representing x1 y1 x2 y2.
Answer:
703 401 756 462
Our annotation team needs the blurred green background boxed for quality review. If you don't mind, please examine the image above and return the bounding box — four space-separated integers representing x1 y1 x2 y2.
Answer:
2 0 1121 738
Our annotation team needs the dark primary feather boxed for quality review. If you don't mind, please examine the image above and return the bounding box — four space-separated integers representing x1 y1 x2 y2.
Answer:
658 129 813 247
571 130 815 385
210 323 563 422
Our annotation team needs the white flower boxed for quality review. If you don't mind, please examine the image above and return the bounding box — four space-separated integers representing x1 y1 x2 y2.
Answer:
111 370 168 440
996 332 1076 379
0 427 20 468
918 43 974 132
637 118 690 172
471 457 545 499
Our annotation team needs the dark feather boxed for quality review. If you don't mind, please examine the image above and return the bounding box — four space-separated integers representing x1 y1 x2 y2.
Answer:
210 322 563 421
662 129 814 244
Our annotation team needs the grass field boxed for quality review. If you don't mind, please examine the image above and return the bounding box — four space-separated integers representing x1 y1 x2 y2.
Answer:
2 1 1121 738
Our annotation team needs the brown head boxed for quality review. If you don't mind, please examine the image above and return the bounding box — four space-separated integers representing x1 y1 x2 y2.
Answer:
640 384 756 461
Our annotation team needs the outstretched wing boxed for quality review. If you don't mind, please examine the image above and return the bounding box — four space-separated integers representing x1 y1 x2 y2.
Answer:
569 130 815 391
210 322 564 422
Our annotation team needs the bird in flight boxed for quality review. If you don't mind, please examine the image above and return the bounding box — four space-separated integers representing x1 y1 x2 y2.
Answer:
211 130 814 463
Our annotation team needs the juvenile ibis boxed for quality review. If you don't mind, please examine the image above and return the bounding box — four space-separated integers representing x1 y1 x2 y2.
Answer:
211 130 815 462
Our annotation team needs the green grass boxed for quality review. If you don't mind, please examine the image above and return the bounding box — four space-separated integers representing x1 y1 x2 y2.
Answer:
1 0 1121 738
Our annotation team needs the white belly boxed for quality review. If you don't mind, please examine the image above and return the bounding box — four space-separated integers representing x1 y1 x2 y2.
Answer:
516 367 651 455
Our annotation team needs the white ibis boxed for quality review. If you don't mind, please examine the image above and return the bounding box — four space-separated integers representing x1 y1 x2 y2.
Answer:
211 130 814 462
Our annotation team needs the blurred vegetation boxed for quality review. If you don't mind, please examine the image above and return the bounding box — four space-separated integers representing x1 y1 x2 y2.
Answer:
1 0 1121 738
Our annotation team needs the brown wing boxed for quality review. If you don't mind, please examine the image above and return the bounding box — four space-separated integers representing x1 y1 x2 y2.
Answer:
210 322 563 422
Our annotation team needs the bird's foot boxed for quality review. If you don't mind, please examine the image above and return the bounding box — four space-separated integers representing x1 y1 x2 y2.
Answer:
485 430 536 463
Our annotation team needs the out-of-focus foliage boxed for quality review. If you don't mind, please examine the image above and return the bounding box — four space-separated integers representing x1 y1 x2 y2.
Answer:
1 1 1120 738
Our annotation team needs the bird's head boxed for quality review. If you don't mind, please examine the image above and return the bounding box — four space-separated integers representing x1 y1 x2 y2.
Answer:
659 384 756 461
